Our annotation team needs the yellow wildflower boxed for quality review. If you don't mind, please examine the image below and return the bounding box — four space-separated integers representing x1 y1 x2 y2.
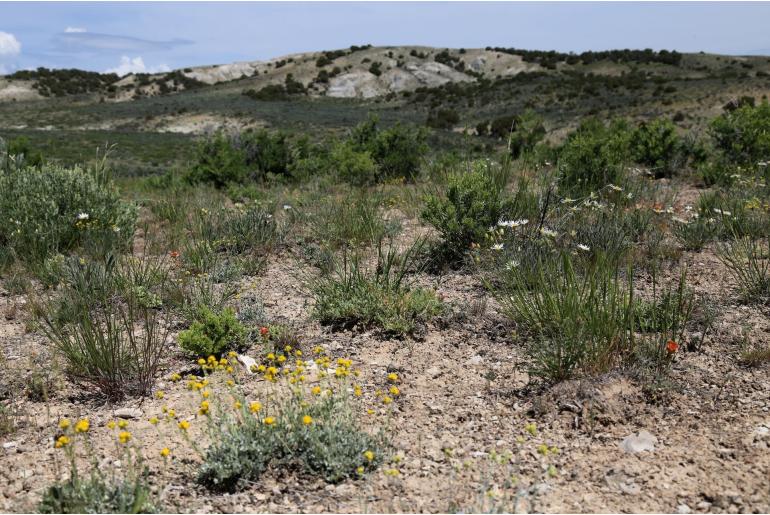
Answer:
364 450 375 461
389 386 400 396
312 386 321 395
155 391 164 399
387 372 399 382
149 417 159 425
160 447 171 458
249 401 262 413
54 435 70 448
302 415 313 425
74 419 90 433
170 373 181 382
106 420 116 430
178 420 190 431
263 416 275 425
118 420 129 429
525 423 537 436
354 385 362 397
58 419 71 430
118 431 131 444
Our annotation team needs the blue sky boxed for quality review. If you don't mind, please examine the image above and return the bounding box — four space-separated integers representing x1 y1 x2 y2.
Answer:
1 2 769 75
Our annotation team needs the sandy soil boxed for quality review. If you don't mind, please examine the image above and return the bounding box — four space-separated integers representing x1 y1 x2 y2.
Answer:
1 196 769 514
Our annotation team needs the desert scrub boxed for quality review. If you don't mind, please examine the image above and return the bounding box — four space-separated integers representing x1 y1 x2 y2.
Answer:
349 115 428 182
40 418 159 514
0 159 136 268
178 306 246 357
33 254 171 400
421 160 516 265
312 238 442 336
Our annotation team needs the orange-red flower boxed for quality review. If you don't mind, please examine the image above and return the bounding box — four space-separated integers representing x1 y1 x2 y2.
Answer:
666 339 679 354
169 250 180 259
260 326 269 337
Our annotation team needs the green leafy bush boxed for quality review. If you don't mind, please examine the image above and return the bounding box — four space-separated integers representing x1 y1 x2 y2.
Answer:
556 118 631 196
421 161 511 263
178 306 246 357
0 162 136 267
328 141 378 185
710 101 770 168
350 116 428 182
630 118 683 177
508 110 546 159
187 130 295 187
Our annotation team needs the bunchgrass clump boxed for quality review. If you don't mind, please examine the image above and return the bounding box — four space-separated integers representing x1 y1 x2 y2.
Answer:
717 236 770 303
33 254 171 400
312 238 442 336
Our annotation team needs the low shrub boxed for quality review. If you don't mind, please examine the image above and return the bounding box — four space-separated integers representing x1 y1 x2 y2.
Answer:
421 161 512 264
178 306 246 357
0 161 136 267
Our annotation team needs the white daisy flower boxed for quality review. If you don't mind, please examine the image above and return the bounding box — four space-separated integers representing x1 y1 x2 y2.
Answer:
491 243 504 251
576 243 590 252
77 213 89 220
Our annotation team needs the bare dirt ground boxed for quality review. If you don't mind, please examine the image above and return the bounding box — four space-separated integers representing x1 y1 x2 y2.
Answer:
1 196 769 514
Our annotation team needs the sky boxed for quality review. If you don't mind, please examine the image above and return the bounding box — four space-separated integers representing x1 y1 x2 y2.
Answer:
1 2 769 76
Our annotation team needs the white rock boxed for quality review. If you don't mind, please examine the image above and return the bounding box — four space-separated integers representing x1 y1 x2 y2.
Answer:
677 504 692 514
237 354 258 374
466 355 484 366
620 430 657 453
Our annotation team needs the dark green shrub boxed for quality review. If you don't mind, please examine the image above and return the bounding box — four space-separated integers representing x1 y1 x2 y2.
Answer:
178 306 246 357
710 101 770 168
349 116 428 182
630 118 683 177
187 132 248 187
426 109 460 130
508 110 546 159
557 118 631 196
421 161 510 262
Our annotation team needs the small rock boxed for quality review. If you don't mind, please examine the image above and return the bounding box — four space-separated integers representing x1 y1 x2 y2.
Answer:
677 504 692 514
696 501 712 510
620 430 657 453
426 404 443 415
466 355 483 366
237 354 258 374
2 441 18 450
254 493 267 501
114 407 142 419
425 366 442 379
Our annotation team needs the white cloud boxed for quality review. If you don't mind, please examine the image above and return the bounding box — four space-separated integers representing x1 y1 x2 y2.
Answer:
65 27 87 33
0 31 21 58
104 56 171 77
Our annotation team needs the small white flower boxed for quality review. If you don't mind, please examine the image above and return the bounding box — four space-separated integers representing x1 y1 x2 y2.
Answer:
576 243 590 252
713 208 731 216
505 260 519 270
77 213 89 220
491 243 504 251
540 227 557 238
283 204 292 210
